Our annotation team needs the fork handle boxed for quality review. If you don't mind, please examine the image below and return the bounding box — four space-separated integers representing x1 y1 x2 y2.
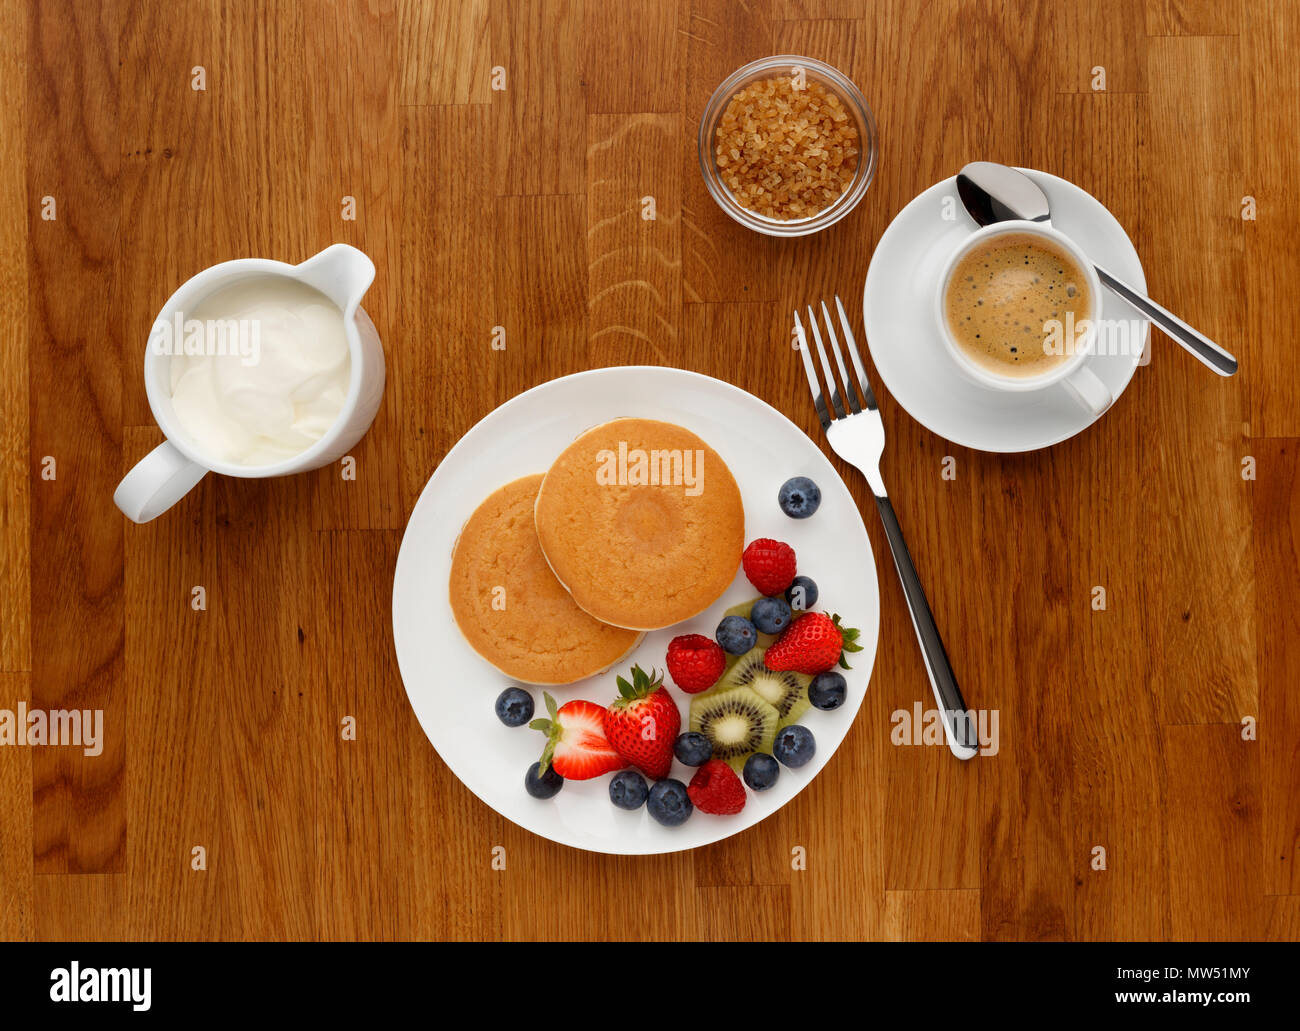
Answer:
873 494 980 760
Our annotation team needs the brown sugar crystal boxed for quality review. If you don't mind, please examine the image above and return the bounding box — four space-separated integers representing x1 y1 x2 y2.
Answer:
714 75 860 220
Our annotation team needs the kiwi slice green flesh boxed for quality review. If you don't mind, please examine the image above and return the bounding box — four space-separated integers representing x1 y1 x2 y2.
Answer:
689 687 779 772
721 647 811 729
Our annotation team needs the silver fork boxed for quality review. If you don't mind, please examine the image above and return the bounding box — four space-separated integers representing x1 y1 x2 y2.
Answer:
794 297 979 760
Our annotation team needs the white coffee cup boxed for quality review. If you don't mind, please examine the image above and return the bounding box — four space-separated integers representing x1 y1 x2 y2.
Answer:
113 244 385 523
934 220 1110 415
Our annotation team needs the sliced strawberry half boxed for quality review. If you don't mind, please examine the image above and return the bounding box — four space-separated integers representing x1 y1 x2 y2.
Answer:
530 693 628 780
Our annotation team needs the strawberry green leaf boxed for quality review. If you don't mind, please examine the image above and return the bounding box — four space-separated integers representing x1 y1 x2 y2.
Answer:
617 664 664 701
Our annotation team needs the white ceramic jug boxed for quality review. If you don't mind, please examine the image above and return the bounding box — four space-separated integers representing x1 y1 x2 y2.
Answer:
113 244 385 523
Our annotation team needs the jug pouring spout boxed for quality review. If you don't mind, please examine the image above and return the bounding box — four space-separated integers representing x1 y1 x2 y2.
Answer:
294 244 376 313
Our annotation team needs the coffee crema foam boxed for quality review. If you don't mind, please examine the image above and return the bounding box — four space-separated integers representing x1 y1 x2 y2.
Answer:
944 232 1092 378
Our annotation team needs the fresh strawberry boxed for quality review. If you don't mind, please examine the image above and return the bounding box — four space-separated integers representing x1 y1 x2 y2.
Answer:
666 634 726 694
742 538 797 596
603 665 680 779
764 612 863 675
530 693 627 780
687 759 747 815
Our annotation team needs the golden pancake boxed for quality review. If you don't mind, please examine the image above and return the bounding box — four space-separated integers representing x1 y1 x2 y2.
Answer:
449 474 643 685
535 418 744 630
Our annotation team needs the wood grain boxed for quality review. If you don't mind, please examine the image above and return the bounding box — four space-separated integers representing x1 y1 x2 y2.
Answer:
586 113 681 365
884 889 981 942
0 0 29 678
1253 439 1300 895
1242 1 1300 437
0 674 33 939
0 0 1295 941
1165 724 1262 941
27 0 125 876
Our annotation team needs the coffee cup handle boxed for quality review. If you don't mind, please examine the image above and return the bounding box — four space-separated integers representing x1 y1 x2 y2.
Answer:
114 441 208 523
1061 365 1111 416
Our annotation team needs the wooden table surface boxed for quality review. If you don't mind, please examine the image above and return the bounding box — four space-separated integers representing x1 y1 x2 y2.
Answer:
1 0 1297 942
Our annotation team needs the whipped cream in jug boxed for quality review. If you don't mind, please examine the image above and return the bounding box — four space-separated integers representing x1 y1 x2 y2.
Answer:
161 277 352 466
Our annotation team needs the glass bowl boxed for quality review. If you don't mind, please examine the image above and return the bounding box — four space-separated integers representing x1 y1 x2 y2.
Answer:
698 55 878 237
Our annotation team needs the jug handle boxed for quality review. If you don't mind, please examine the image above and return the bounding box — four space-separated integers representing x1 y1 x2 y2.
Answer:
294 243 375 313
114 441 208 523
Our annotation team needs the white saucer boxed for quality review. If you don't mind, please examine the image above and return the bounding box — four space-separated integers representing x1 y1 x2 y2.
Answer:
392 367 880 855
861 168 1149 453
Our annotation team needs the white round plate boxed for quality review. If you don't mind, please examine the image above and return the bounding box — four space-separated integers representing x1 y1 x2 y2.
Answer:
392 367 880 855
862 168 1150 453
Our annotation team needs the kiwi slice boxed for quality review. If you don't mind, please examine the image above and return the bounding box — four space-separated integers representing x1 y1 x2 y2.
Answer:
721 647 811 729
689 687 779 772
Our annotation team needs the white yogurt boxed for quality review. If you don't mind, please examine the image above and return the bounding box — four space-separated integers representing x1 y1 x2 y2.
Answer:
167 277 352 466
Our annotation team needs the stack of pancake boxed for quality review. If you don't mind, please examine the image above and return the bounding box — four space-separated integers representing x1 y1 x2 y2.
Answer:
448 418 745 685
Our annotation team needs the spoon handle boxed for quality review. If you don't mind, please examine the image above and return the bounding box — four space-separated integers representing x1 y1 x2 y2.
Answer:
1093 262 1238 377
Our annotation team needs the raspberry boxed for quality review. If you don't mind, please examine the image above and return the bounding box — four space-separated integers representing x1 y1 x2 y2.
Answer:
687 759 747 815
742 538 797 596
666 634 726 694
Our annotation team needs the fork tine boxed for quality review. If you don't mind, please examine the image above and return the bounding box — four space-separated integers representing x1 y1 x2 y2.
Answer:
820 300 861 415
793 310 832 431
835 295 878 412
806 305 847 420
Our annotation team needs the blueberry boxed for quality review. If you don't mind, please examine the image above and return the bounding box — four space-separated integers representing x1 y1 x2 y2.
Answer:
674 731 713 767
751 596 793 635
495 686 535 727
778 476 822 519
784 575 819 612
646 779 693 826
609 770 649 810
716 615 758 655
808 671 847 711
524 761 563 799
743 752 780 790
772 725 816 769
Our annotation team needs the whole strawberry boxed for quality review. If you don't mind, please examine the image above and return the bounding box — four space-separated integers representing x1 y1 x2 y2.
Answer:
666 634 726 694
530 693 628 780
687 759 747 815
603 665 681 779
742 538 797 596
765 612 863 675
